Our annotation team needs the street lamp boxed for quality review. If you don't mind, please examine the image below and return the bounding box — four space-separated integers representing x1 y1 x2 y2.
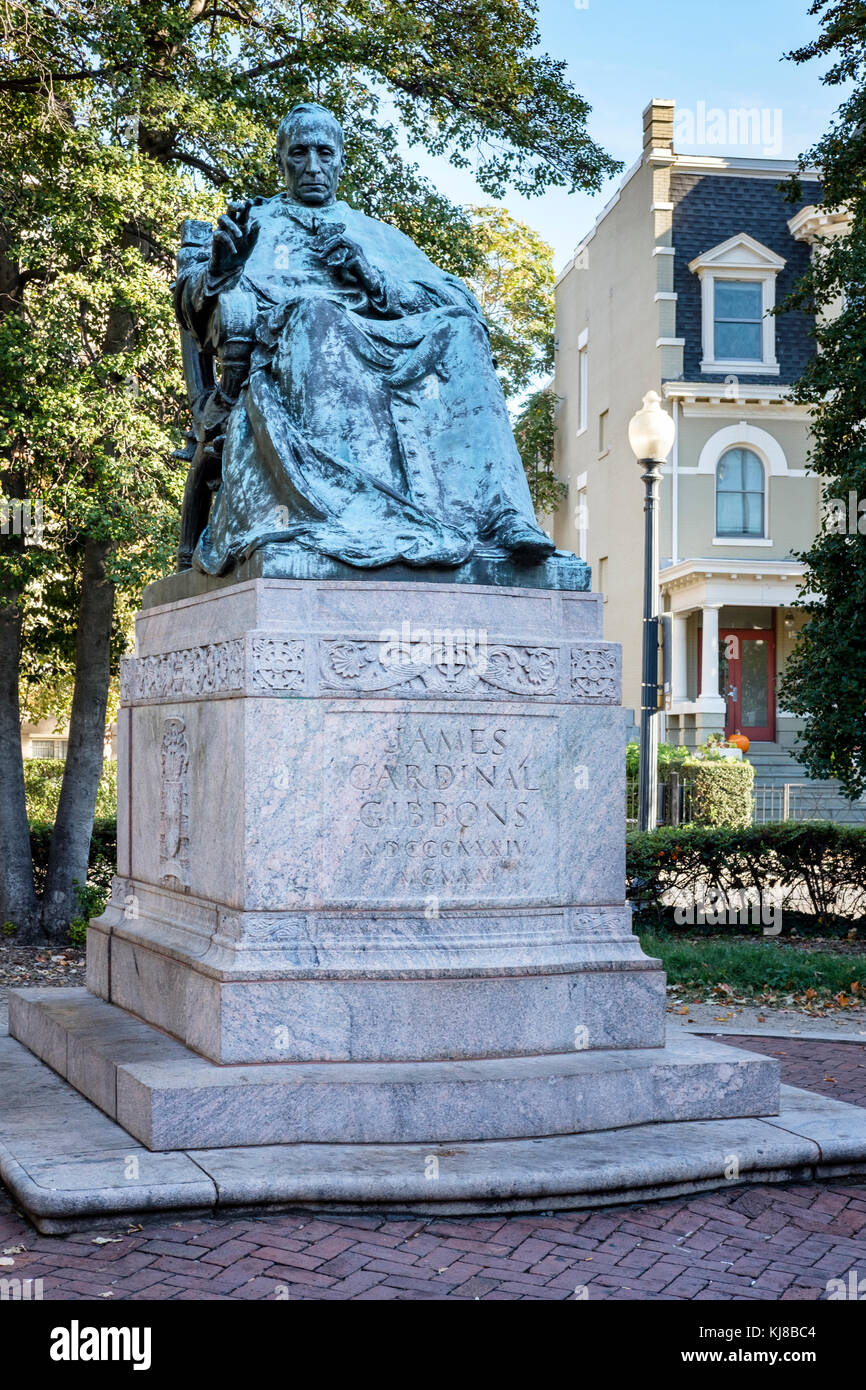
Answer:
628 391 676 832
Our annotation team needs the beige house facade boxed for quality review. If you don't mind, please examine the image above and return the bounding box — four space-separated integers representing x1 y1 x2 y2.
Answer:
553 99 849 800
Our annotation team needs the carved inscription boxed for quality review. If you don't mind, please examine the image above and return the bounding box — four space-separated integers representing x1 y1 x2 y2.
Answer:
159 717 190 891
325 712 557 899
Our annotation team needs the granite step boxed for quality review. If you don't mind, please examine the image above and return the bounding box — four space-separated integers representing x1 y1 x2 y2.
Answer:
9 987 778 1152
2 1026 865 1233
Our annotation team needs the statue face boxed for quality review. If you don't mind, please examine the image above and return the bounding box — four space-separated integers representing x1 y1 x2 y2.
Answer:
279 116 344 205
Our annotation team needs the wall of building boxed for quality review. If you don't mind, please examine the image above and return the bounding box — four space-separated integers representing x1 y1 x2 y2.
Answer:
674 412 820 562
553 153 661 721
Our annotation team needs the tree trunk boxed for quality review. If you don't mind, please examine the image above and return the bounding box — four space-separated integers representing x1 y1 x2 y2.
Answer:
0 229 39 936
40 538 115 937
0 504 38 938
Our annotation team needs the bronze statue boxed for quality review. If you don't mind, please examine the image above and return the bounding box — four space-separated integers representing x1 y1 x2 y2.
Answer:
173 102 556 575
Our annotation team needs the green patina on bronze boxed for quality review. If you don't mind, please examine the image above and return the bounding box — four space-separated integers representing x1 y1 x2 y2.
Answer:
174 103 581 582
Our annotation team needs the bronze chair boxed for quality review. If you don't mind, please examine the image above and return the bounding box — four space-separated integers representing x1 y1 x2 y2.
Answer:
173 218 256 570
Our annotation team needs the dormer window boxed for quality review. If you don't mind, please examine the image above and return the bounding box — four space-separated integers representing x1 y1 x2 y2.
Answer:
714 280 763 360
689 233 785 375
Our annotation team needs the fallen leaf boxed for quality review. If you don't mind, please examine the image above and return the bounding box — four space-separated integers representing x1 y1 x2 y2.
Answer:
92 1236 123 1245
2 1246 26 1255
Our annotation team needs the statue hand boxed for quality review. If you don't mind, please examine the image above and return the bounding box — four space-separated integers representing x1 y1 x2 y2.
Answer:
312 225 383 298
210 199 259 281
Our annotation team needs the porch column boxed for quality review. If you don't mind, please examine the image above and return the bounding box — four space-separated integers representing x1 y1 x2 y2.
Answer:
697 603 725 711
671 612 688 704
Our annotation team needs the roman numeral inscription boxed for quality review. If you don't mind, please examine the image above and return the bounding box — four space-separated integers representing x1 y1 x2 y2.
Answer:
324 712 558 902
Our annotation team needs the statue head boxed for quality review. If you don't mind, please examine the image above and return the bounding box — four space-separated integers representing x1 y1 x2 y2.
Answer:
276 103 345 206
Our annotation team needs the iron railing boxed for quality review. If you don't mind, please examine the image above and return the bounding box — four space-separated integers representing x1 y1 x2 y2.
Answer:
627 776 866 826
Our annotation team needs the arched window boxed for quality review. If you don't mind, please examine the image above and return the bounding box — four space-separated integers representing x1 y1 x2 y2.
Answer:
716 447 765 537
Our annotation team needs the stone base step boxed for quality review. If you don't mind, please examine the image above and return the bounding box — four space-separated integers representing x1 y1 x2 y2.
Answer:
2 1027 865 1234
9 987 778 1152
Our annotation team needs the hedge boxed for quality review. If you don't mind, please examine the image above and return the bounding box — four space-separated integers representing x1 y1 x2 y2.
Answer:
24 759 118 823
627 823 866 929
626 742 754 828
28 818 117 942
687 758 754 829
626 741 691 781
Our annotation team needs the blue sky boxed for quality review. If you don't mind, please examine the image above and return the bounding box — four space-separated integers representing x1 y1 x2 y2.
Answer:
405 0 845 272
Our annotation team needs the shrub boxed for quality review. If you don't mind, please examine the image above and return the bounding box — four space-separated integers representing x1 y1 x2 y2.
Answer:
24 759 118 823
626 741 691 781
29 818 117 942
627 822 866 929
686 757 754 828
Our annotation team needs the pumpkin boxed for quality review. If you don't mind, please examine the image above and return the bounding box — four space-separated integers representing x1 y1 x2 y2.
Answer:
728 731 750 753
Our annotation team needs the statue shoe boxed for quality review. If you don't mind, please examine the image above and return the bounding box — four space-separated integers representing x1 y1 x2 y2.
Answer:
495 517 557 561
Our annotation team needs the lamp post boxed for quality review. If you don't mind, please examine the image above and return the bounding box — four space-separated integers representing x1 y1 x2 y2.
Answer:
628 391 676 832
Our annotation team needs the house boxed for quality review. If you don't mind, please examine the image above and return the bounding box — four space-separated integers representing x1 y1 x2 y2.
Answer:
552 98 853 816
21 720 116 761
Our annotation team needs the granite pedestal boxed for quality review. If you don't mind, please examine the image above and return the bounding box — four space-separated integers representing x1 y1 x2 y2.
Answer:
9 553 865 1228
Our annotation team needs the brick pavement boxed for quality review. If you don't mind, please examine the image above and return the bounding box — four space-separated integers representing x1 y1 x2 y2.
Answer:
1 1034 864 1301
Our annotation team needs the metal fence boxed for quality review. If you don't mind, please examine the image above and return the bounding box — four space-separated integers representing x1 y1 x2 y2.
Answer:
626 774 691 825
752 783 866 825
627 777 866 827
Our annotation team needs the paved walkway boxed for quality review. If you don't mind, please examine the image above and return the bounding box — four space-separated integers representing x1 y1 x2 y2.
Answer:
1 1035 865 1300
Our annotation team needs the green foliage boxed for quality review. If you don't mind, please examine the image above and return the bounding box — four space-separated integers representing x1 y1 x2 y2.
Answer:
513 387 565 514
627 822 866 928
68 878 110 945
23 759 117 823
639 932 866 1001
776 1 866 798
29 818 116 904
625 741 692 781
687 758 754 829
0 0 618 715
467 206 554 399
626 743 751 827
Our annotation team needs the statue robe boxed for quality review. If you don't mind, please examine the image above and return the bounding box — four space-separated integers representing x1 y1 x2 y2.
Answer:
175 195 548 574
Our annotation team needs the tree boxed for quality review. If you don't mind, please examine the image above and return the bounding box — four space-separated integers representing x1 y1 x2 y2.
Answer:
466 204 554 400
0 0 618 937
513 386 564 514
464 204 565 512
777 0 866 800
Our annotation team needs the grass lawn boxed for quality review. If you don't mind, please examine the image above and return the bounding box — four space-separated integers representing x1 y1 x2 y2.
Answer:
639 931 866 1010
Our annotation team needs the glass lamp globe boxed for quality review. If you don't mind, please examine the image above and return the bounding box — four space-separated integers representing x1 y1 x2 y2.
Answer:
628 391 676 463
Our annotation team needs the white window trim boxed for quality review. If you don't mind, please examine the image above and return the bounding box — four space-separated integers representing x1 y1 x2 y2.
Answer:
713 445 770 543
689 233 785 376
577 330 588 435
575 472 588 560
695 421 788 476
711 535 773 546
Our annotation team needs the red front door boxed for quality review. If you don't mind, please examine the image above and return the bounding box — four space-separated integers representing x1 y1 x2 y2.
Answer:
719 628 775 742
